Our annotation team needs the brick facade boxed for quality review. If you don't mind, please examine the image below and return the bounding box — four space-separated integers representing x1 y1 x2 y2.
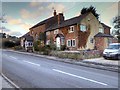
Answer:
29 11 111 51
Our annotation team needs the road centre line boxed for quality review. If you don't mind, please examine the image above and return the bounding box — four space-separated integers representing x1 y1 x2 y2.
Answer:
52 69 108 86
23 60 40 67
9 56 17 60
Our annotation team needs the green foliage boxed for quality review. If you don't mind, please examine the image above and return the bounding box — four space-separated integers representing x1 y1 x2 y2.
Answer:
112 16 120 42
2 40 15 48
81 5 99 19
61 45 66 51
33 41 39 51
13 46 23 50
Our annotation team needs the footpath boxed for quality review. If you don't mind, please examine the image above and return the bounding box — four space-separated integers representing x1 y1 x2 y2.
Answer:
0 75 13 89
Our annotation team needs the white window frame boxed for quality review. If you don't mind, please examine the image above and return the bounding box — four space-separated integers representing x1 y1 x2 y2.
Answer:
67 39 76 47
99 28 104 33
72 39 76 47
67 40 71 47
90 38 94 43
80 24 87 32
46 40 50 45
54 29 59 34
46 31 50 35
68 26 74 33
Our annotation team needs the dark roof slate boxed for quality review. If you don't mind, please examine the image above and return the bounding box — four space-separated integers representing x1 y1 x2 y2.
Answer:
94 32 113 38
45 13 90 32
21 32 33 41
101 23 111 28
55 33 64 38
30 15 58 29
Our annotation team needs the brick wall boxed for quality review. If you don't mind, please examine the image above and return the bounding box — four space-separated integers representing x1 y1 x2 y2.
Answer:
104 27 110 35
30 24 46 41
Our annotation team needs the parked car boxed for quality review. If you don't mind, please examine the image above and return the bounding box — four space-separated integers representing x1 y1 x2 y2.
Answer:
103 43 120 60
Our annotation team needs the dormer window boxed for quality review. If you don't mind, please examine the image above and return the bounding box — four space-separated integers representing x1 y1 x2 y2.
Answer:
68 26 74 33
80 25 87 32
46 31 50 35
54 29 59 34
99 28 104 33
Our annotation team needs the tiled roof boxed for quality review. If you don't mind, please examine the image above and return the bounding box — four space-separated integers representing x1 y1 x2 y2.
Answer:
30 15 58 29
101 23 111 28
55 33 64 38
46 13 89 32
94 32 113 38
21 32 33 41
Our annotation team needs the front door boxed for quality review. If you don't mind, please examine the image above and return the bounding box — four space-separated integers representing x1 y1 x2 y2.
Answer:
56 37 60 50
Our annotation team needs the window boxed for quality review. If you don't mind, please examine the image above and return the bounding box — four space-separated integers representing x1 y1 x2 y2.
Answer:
80 25 87 32
67 40 71 47
61 38 64 45
54 29 59 34
90 38 94 43
72 39 76 47
99 28 104 33
46 32 50 35
35 34 38 40
68 26 74 33
46 40 50 45
67 39 76 47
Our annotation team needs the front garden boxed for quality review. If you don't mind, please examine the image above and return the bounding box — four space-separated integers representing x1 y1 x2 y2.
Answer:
32 40 102 60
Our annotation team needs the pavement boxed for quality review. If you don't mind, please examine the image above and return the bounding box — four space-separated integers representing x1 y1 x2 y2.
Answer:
2 49 119 88
0 75 13 89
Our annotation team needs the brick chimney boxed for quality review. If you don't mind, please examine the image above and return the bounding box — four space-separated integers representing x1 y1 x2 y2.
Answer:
53 10 57 16
58 13 64 26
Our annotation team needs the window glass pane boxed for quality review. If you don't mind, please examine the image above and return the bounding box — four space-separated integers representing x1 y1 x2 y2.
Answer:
67 40 71 47
72 40 75 46
99 28 104 33
80 25 86 31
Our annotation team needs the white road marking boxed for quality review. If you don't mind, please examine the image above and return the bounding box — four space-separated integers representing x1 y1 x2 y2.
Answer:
9 56 17 60
23 60 40 67
53 69 108 86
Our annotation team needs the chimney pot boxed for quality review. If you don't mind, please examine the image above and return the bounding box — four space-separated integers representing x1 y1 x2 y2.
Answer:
53 10 57 16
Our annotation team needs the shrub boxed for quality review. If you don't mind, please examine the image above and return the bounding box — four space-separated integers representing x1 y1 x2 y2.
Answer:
61 45 66 51
2 40 15 48
33 41 39 51
13 46 23 50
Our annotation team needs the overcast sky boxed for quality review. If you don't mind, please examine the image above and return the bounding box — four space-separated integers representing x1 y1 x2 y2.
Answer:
0 0 119 37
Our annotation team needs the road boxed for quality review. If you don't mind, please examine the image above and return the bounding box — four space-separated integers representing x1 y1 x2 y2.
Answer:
2 50 119 88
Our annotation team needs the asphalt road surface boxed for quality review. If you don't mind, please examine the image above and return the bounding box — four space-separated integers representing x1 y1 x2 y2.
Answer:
2 50 119 88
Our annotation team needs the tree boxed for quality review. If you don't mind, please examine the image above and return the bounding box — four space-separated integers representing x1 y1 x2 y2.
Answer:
112 16 120 42
81 6 99 19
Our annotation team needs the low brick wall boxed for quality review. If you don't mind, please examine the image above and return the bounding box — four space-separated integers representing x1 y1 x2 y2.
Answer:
49 50 102 60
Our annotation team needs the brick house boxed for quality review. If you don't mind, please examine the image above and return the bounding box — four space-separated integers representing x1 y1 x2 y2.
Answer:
20 32 33 51
29 10 113 51
29 10 64 43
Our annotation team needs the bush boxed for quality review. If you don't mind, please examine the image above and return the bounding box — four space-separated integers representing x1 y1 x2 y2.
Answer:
13 46 23 50
2 40 15 48
33 41 39 51
61 45 66 51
